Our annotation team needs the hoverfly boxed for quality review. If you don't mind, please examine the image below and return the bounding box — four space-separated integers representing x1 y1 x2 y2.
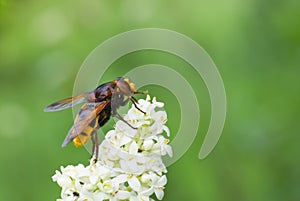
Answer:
44 78 146 160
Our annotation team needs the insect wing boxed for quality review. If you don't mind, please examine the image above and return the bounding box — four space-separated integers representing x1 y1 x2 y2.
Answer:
44 93 89 112
73 115 100 147
61 101 108 147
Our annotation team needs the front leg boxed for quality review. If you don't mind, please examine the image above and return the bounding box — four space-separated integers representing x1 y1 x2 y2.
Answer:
130 96 146 114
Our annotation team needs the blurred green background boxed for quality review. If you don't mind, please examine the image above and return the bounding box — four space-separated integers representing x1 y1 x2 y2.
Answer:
1 0 300 200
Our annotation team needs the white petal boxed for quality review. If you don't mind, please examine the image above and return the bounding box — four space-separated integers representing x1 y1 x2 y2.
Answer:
95 165 111 178
120 159 130 172
128 176 141 191
119 135 132 146
127 159 140 173
116 190 131 199
152 111 167 123
157 175 167 186
154 102 164 108
135 155 146 163
105 130 116 139
116 121 138 137
93 192 109 200
89 174 98 184
57 175 72 188
52 170 61 181
149 173 159 184
154 188 164 200
140 186 154 196
129 195 139 201
146 95 151 102
165 145 173 157
141 173 151 184
113 174 128 184
129 141 138 154
99 180 114 193
142 139 154 150
138 195 150 201
162 125 170 136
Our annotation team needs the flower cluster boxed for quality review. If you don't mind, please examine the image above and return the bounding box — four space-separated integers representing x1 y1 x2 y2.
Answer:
52 95 172 201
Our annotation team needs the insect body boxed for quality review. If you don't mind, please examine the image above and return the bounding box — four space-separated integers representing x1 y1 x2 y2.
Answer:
44 78 146 160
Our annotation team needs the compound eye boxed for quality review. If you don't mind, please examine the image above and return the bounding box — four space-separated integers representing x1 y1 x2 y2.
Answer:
117 79 132 96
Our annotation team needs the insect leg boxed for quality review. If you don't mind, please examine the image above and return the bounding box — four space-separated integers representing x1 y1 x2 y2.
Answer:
94 133 99 161
91 134 96 161
130 97 146 114
113 112 137 129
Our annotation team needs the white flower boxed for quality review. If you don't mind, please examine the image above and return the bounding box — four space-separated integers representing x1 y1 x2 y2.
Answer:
152 136 173 157
52 171 73 189
142 139 154 150
98 181 113 193
52 96 172 201
150 174 168 200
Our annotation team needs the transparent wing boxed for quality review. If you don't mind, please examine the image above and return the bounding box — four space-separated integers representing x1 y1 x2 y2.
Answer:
73 115 100 147
61 101 108 147
44 92 89 112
